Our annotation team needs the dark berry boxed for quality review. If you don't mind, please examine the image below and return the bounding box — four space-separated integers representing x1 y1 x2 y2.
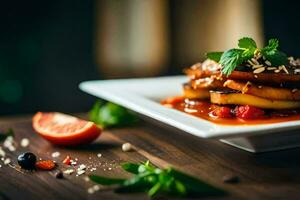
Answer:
55 171 64 179
17 152 37 169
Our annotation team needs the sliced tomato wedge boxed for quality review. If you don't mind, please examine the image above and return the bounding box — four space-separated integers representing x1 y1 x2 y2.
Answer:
32 112 102 146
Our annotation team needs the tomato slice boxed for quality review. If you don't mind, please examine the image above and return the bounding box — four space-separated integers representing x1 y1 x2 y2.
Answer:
32 112 101 146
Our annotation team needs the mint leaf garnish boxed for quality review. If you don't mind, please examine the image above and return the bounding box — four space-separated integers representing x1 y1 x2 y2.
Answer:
220 49 245 76
261 38 287 66
206 37 288 76
206 52 223 62
238 37 257 49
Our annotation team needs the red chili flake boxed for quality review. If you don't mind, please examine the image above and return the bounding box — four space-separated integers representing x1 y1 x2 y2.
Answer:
35 160 56 170
63 156 71 165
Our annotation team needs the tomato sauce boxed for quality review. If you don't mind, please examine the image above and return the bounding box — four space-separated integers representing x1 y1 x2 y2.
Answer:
161 97 300 125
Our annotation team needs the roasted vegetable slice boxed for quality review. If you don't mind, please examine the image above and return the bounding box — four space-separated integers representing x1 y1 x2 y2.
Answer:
190 77 224 89
210 91 300 109
185 60 300 85
183 83 210 99
224 80 300 101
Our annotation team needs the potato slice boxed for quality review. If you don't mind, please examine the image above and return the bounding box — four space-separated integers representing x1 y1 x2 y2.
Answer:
183 83 210 99
210 91 300 109
224 80 300 101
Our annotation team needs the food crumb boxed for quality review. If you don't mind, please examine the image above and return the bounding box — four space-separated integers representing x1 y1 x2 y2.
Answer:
51 152 60 158
122 143 133 152
93 185 100 191
3 158 11 165
87 187 94 194
63 169 74 175
20 138 30 147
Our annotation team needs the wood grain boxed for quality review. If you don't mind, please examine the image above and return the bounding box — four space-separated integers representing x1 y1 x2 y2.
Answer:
0 115 299 200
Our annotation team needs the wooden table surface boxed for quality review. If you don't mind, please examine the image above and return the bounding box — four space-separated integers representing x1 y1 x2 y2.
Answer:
0 114 300 200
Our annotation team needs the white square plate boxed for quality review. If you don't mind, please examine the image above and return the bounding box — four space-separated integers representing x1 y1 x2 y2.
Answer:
79 76 300 152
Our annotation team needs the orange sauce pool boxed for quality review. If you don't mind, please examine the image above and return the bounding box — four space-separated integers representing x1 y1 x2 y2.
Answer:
162 97 300 125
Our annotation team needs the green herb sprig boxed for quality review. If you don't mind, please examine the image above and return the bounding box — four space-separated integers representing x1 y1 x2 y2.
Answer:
0 129 14 142
89 161 224 198
206 37 288 76
89 100 138 128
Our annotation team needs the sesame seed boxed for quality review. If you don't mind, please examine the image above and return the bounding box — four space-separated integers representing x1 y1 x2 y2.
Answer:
97 153 102 158
267 67 277 70
83 176 90 182
281 65 289 74
63 169 74 175
78 164 86 170
274 69 281 73
247 60 255 66
258 86 263 89
292 89 298 93
265 61 272 66
20 138 30 147
252 64 263 69
253 67 265 74
295 69 300 74
251 58 259 65
254 75 258 78
122 143 133 152
77 170 85 176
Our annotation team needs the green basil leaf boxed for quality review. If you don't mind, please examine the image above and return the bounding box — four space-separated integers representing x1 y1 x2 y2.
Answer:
89 175 126 185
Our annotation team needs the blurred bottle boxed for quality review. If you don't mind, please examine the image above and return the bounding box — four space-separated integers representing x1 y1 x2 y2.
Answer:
95 0 169 78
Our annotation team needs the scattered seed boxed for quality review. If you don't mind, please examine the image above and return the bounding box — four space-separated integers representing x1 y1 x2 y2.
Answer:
265 60 272 66
83 176 90 182
253 67 265 74
87 187 94 194
254 75 258 78
93 185 100 191
0 148 6 157
78 164 86 170
267 67 276 70
294 69 300 74
281 65 289 74
51 152 60 158
122 143 133 152
251 58 259 65
97 153 102 158
292 89 298 93
252 64 263 69
3 158 11 165
63 169 74 175
258 86 263 89
77 170 86 176
20 138 30 147
274 69 281 73
222 174 240 184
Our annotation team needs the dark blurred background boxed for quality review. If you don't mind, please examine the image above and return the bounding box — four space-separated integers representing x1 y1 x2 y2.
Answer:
0 0 299 116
